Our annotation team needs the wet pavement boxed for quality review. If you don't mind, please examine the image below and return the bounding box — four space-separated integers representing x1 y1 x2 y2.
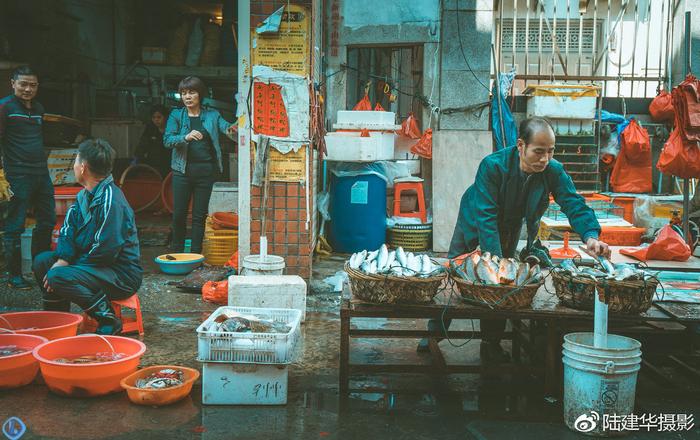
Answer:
2 231 700 438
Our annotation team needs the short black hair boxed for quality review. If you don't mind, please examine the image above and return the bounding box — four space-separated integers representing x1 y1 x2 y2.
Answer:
150 104 169 118
77 138 115 177
11 65 38 81
518 117 555 144
178 76 207 100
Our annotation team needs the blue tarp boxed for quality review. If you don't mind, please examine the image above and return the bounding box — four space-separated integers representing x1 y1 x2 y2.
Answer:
492 72 517 150
598 110 630 143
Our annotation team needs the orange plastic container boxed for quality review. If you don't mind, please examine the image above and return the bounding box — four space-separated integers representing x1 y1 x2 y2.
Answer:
120 365 200 406
54 185 82 216
0 311 83 340
33 335 146 397
604 196 636 224
0 334 48 389
600 226 646 246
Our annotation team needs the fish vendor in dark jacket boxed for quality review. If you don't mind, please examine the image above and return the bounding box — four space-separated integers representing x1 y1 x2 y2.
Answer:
0 65 56 290
33 139 143 335
419 117 610 361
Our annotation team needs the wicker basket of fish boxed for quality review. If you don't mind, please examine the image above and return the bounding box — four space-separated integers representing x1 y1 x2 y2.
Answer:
196 306 302 364
450 252 544 310
345 245 447 304
551 259 659 314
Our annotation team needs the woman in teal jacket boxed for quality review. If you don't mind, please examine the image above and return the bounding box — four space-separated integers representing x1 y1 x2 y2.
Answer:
163 76 236 253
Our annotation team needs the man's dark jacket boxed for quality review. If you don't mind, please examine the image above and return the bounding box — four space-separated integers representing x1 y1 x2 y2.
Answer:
56 175 143 291
448 146 600 258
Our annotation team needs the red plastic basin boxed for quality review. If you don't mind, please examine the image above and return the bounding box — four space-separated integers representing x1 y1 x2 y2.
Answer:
0 311 83 340
0 334 48 389
33 335 146 397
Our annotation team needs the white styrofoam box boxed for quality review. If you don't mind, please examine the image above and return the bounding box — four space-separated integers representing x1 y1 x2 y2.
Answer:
394 136 419 159
208 182 238 214
202 362 288 405
336 110 396 126
526 91 597 119
396 159 421 176
324 131 395 162
228 275 307 322
197 306 301 364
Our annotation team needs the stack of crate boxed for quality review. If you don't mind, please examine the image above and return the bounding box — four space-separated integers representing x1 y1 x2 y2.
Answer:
197 306 302 405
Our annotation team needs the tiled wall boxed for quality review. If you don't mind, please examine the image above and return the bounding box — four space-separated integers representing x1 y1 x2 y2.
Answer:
250 178 314 280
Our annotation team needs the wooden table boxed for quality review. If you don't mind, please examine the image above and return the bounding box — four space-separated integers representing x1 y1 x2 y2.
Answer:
339 285 698 397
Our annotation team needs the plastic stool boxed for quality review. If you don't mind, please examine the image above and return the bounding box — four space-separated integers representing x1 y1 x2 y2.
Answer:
393 177 427 223
112 294 144 336
81 293 144 337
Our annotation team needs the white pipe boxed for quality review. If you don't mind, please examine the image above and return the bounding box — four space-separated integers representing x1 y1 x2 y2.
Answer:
237 0 252 266
593 288 608 348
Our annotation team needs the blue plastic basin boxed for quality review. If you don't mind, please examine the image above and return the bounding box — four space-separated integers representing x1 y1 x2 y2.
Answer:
155 253 205 275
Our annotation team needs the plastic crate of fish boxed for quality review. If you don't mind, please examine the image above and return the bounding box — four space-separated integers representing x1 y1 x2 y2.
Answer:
196 306 301 364
545 201 623 220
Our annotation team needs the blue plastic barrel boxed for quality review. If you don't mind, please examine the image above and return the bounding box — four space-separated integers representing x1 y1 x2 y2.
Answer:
328 173 386 253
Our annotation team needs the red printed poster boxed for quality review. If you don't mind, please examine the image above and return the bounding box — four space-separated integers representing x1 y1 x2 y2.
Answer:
253 82 290 137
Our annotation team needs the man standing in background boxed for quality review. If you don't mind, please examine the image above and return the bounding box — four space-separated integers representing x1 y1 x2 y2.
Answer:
0 66 55 289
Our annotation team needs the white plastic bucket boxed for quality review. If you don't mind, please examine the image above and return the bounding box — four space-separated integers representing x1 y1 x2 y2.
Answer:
241 255 285 276
562 332 642 436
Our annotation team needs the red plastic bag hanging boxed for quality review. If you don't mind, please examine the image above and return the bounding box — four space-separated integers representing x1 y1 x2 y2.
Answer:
609 120 652 193
374 102 385 111
657 126 700 178
410 129 433 159
620 225 691 262
353 93 372 111
202 280 229 304
649 90 674 122
397 112 421 139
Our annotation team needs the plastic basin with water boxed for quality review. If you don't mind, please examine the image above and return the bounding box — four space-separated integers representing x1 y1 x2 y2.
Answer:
33 335 146 397
0 334 48 389
120 365 200 406
155 253 205 275
0 311 83 340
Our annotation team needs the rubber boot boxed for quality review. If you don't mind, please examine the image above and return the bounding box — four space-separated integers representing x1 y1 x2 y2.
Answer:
84 294 122 335
6 242 31 290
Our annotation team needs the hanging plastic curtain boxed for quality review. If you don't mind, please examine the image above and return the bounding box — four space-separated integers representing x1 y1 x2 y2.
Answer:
492 70 517 150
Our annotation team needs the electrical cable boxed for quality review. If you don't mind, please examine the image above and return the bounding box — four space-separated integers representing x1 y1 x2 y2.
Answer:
450 0 491 92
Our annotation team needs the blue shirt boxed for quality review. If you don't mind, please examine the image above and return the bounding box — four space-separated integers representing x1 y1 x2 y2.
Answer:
0 94 47 175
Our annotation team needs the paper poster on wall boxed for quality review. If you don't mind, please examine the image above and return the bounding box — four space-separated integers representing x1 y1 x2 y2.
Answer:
268 146 307 182
48 148 78 185
251 4 310 76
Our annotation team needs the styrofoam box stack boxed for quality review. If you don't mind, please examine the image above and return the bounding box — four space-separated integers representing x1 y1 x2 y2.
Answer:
324 110 401 162
228 275 307 322
198 306 302 405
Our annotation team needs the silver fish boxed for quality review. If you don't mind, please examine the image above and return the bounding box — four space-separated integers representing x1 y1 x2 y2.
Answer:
614 266 642 281
476 258 499 284
529 264 542 282
498 258 518 285
421 255 432 275
579 267 607 278
464 257 477 281
377 245 389 271
482 251 492 262
360 261 371 273
369 260 377 274
560 259 579 273
349 253 363 270
385 251 396 270
597 256 615 275
515 262 530 285
366 250 379 263
396 247 407 267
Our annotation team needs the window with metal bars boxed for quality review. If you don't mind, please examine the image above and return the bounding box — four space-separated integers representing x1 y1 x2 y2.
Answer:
499 18 601 53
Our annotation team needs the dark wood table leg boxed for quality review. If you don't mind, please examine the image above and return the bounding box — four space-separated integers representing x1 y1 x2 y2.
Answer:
512 319 522 364
339 307 350 397
544 320 560 397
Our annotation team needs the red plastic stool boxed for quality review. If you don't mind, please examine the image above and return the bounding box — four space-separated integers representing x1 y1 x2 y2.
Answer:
82 294 144 337
393 177 427 223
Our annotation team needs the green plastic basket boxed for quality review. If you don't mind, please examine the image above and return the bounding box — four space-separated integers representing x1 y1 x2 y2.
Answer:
387 223 432 251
